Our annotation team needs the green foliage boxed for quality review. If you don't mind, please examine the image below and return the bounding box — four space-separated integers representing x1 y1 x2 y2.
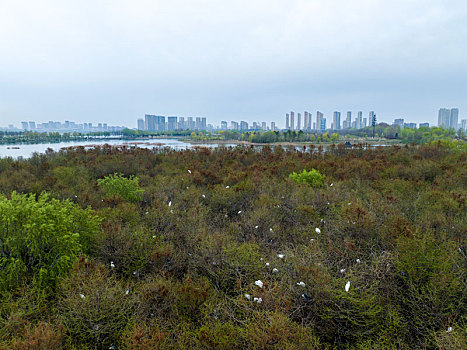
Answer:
289 168 325 188
0 192 101 295
0 144 466 348
57 258 136 349
97 173 143 203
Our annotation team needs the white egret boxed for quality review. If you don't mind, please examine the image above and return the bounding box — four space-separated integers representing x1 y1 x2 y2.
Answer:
297 282 306 287
244 293 251 300
125 289 129 295
345 281 351 292
255 280 263 288
110 261 115 269
253 297 262 304
188 169 191 174
272 268 278 273
356 259 361 264
265 262 270 266
80 294 85 299
315 228 321 234
340 269 346 273
277 254 284 259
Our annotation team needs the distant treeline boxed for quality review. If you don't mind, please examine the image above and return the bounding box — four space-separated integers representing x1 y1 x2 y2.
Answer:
1 124 464 145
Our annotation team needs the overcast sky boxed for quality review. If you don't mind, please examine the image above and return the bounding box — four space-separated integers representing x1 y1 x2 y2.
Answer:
1 0 466 128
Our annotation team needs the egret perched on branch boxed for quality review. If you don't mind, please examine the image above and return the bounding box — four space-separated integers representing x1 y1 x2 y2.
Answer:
255 280 263 288
297 282 306 287
345 281 351 292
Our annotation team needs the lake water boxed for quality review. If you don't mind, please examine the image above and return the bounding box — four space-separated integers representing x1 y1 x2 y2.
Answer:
0 138 236 159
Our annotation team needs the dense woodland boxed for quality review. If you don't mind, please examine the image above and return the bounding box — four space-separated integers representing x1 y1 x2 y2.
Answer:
0 142 466 349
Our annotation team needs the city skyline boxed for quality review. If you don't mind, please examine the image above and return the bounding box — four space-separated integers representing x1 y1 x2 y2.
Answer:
6 104 466 133
1 1 466 127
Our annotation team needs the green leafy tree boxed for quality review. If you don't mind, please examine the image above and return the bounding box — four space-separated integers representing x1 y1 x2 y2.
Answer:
289 169 325 188
0 192 101 294
97 173 143 203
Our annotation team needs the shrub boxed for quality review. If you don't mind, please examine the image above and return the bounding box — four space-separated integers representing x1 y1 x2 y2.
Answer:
289 169 324 188
97 173 143 203
0 192 101 295
57 258 136 349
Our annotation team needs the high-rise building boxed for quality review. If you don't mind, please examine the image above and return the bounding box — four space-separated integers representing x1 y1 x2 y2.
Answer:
179 117 185 129
450 108 459 129
332 112 341 130
286 113 290 129
355 111 362 129
419 123 430 128
346 112 351 129
307 112 312 130
240 121 249 130
271 121 276 131
187 117 195 129
369 111 376 127
21 122 28 130
201 117 207 130
195 117 202 130
363 118 367 128
290 112 295 131
221 121 228 130
297 113 301 130
231 121 239 130
394 118 404 127
316 111 323 131
137 119 145 130
461 119 467 131
261 122 266 130
320 118 326 131
167 117 177 131
29 121 36 130
438 108 451 128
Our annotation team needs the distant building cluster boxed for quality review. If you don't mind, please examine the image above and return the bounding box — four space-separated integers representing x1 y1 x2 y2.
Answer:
219 120 277 131
138 115 278 132
284 111 372 131
18 120 125 133
438 108 463 130
138 115 210 131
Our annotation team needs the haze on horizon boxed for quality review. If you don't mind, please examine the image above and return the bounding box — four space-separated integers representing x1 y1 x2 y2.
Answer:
1 0 466 128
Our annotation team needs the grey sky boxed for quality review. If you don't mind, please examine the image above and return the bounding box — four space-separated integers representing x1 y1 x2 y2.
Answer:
1 0 466 127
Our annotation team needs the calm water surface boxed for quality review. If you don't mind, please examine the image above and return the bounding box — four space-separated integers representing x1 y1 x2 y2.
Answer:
0 138 235 159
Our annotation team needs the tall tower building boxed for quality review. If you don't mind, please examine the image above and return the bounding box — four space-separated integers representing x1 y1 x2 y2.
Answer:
167 117 177 131
450 108 459 129
346 112 351 129
297 113 301 130
304 112 308 130
332 112 341 130
316 111 324 132
290 111 295 131
438 108 450 128
357 111 363 129
271 121 276 131
286 113 290 129
137 118 145 130
179 117 185 129
307 112 312 130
